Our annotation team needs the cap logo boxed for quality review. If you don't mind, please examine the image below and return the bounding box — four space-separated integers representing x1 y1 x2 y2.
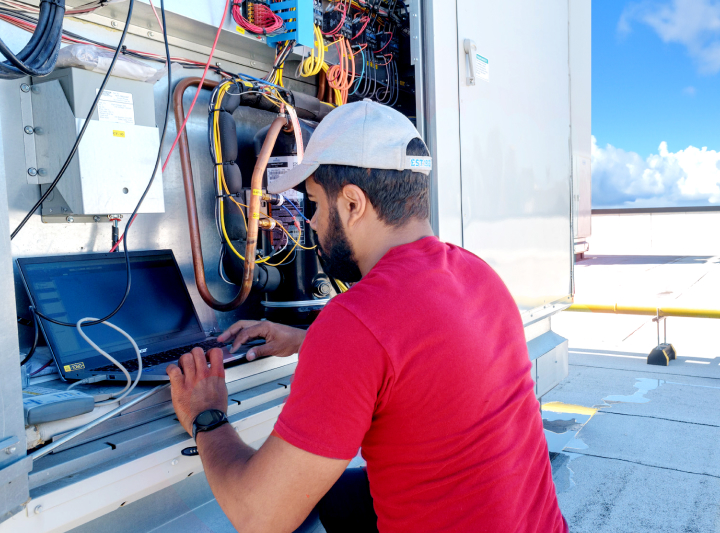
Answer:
405 156 433 174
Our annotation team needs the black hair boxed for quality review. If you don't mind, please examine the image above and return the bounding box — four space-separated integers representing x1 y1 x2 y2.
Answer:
312 138 430 227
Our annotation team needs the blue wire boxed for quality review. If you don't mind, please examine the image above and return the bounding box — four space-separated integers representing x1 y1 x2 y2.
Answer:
285 198 310 222
350 49 366 96
280 203 295 219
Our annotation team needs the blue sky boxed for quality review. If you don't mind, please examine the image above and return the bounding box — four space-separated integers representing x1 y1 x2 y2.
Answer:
592 0 720 207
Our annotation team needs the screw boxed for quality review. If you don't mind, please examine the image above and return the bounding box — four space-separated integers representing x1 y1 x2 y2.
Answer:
413 13 417 17
171 459 179 466
66 216 74 223
216 62 222 68
27 167 37 177
147 31 153 37
251 61 257 67
47 208 53 213
20 83 30 93
93 215 101 222
61 207 68 212
34 505 42 515
4 446 16 455
111 20 118 27
24 126 34 135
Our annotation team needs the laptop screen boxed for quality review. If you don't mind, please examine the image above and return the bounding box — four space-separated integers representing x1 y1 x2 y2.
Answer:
18 250 204 368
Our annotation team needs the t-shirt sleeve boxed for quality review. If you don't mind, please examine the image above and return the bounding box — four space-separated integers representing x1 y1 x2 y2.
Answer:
274 302 392 460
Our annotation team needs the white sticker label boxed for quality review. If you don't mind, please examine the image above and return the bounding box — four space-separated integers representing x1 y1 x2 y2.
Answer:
475 53 489 82
266 155 299 186
96 89 135 125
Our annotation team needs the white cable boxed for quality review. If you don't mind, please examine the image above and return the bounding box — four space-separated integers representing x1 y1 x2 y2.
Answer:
75 317 143 406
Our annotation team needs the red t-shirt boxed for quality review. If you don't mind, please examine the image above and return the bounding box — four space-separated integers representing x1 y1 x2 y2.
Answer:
274 237 566 533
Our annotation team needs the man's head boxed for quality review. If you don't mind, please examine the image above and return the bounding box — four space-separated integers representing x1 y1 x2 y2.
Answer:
268 101 433 281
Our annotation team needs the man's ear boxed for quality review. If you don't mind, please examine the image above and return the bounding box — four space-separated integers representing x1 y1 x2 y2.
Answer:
338 184 368 228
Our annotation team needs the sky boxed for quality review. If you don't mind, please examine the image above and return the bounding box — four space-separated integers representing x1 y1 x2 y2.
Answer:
592 0 720 207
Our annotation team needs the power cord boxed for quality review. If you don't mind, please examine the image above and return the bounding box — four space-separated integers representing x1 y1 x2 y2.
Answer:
74 317 142 405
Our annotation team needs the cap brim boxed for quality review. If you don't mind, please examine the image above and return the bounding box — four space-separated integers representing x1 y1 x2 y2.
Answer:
266 162 320 194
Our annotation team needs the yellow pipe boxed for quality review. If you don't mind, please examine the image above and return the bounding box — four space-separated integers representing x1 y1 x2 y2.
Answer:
567 303 720 320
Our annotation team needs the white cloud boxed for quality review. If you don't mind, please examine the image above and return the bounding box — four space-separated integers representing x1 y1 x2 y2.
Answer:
619 0 720 74
591 136 720 207
683 85 696 95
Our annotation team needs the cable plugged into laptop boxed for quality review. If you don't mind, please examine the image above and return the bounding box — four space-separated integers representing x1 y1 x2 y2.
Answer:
67 374 108 389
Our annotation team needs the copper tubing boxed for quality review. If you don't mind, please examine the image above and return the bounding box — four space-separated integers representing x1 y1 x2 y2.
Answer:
237 115 285 306
173 77 285 312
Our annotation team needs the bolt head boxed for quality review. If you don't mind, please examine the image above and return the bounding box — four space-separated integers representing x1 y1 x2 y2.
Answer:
111 20 118 27
171 459 179 466
20 83 30 92
27 167 37 177
24 126 34 135
93 215 101 222
34 505 42 515
5 446 16 454
66 216 74 223
147 31 153 37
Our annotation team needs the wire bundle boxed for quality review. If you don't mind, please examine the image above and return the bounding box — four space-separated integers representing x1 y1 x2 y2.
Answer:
325 37 355 105
232 0 283 35
0 0 64 79
299 24 324 77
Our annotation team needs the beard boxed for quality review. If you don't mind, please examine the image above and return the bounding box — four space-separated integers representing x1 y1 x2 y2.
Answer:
318 205 363 283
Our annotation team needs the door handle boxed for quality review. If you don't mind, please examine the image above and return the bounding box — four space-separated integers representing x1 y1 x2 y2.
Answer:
464 39 477 86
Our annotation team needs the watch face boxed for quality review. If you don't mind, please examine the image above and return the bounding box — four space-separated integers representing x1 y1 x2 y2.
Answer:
196 410 224 426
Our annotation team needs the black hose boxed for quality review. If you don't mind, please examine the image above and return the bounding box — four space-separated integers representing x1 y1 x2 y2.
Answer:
0 0 65 79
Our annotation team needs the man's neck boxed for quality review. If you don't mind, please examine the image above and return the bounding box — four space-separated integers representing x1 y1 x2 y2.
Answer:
357 219 435 277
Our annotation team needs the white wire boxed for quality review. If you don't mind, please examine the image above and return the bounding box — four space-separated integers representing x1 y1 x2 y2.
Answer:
75 317 143 406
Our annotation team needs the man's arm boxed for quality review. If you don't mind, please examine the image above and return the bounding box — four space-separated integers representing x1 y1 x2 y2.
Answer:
167 347 349 533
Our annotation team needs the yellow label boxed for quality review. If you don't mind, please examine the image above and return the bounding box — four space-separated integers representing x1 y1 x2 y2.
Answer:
252 212 260 219
399 80 406 86
236 25 245 35
252 188 262 196
112 130 125 138
63 362 85 372
324 45 329 52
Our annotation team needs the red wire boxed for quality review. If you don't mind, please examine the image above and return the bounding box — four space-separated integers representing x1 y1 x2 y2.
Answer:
375 29 394 53
322 0 348 36
109 0 231 253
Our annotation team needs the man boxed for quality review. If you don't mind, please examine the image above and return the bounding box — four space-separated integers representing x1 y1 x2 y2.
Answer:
167 101 568 533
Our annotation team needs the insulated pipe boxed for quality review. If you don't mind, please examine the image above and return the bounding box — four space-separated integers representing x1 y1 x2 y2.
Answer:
173 77 285 312
567 304 720 320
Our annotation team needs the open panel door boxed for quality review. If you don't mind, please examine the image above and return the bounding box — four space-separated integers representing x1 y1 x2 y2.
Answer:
456 0 574 318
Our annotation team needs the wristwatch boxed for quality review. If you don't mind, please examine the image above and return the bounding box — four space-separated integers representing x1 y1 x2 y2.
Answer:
192 409 229 440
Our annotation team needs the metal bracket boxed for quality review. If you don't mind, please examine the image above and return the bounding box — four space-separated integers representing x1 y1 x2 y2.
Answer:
409 0 421 66
19 84 38 185
652 310 667 345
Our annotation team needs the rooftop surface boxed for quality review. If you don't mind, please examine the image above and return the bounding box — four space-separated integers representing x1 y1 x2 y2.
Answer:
548 251 720 532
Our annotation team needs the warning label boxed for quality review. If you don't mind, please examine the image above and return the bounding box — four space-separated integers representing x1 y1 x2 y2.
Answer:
96 89 135 125
266 156 306 248
475 53 489 82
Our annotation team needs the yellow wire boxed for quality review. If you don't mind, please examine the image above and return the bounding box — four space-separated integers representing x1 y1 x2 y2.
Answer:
214 82 271 264
301 25 325 77
335 280 349 292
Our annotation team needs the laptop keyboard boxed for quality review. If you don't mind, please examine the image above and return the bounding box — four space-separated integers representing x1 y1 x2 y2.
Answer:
93 339 231 373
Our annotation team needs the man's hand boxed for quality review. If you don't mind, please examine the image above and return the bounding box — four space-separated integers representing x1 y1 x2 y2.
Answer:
217 320 306 361
166 347 228 435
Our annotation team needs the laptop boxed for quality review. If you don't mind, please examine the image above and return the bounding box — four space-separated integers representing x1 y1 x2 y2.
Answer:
17 249 264 382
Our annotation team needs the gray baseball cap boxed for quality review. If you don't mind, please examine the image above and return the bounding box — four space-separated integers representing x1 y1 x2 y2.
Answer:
267 100 432 194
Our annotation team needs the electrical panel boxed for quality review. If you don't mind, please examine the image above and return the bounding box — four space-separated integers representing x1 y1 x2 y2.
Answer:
30 68 165 218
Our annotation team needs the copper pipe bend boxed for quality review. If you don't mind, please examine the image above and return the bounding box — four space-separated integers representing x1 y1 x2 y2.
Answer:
172 77 285 312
